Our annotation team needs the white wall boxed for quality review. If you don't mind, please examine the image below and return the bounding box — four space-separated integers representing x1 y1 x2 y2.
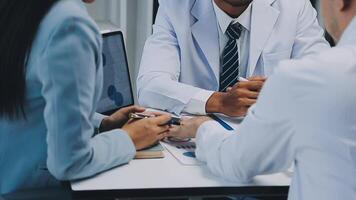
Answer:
85 0 154 102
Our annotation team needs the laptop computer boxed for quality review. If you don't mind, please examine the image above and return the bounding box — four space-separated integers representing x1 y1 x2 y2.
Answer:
96 31 134 115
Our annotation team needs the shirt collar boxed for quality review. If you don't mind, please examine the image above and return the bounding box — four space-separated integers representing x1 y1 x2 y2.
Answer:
338 17 356 46
212 0 252 34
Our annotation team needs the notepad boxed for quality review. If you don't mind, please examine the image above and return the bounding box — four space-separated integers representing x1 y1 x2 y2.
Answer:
134 143 165 159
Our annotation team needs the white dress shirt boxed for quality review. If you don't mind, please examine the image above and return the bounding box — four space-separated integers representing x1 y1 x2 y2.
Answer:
137 0 330 116
195 17 356 200
184 1 252 114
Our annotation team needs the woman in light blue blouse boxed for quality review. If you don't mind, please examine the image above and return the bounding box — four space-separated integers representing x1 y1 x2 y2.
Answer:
0 0 171 194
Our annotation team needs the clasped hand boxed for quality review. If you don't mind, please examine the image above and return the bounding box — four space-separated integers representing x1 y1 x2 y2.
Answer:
167 76 267 139
100 106 171 150
207 76 267 117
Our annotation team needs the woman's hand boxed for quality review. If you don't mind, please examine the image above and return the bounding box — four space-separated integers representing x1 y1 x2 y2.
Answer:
168 116 212 139
123 114 171 150
100 105 146 132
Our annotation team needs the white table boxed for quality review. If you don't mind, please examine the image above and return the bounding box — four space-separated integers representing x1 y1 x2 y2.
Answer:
71 115 292 199
71 147 291 199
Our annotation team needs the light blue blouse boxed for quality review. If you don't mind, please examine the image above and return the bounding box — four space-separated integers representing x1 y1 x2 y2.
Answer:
0 0 136 194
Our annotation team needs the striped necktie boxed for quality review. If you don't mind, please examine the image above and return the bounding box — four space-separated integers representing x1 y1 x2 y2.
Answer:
219 22 242 92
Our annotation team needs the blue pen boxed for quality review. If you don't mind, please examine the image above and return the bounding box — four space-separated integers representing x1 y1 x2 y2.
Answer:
208 114 234 131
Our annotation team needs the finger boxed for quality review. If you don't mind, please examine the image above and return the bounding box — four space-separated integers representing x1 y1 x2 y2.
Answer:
230 82 240 91
239 98 257 106
237 89 259 99
157 131 169 141
126 118 136 124
226 87 233 92
154 124 171 134
239 81 264 91
143 111 168 117
246 91 259 99
131 105 146 113
123 105 146 114
248 76 267 82
150 114 172 125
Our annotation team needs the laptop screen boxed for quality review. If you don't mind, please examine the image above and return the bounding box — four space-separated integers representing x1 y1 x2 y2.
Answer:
96 31 134 115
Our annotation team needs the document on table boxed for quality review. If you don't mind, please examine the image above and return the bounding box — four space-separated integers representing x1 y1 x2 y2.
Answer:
162 140 204 166
147 108 243 165
146 108 242 131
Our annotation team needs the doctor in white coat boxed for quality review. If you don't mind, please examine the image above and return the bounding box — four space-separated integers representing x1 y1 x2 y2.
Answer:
168 0 356 199
137 0 330 117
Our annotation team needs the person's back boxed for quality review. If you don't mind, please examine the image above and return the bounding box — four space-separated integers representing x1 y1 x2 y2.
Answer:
192 38 356 199
274 28 356 199
167 3 356 198
0 0 102 193
0 0 171 195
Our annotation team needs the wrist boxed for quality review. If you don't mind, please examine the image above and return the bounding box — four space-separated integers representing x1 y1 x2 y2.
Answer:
206 92 226 114
194 117 212 137
99 117 113 132
122 125 133 140
122 127 140 150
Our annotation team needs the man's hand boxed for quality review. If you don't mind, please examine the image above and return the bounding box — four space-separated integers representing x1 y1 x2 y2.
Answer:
168 117 212 139
100 105 146 132
123 114 172 150
206 76 266 117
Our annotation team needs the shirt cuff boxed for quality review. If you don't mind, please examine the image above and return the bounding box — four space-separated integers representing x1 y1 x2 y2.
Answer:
183 90 214 115
92 128 137 166
93 112 107 128
112 129 137 159
195 120 228 162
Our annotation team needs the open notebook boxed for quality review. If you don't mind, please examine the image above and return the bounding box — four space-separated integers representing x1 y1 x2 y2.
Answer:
135 143 165 159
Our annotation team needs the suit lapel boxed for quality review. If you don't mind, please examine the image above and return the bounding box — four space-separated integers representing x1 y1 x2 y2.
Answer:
191 0 220 85
249 0 280 76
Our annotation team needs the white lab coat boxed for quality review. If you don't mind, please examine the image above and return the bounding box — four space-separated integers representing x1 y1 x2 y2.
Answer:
137 0 329 115
195 18 356 200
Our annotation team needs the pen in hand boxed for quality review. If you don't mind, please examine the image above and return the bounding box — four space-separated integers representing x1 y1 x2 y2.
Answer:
129 113 181 126
226 77 249 92
238 77 249 82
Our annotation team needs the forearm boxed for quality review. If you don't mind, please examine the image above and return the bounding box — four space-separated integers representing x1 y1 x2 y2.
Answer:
195 121 254 182
41 18 136 181
195 117 294 183
205 92 226 114
196 73 297 182
47 129 136 180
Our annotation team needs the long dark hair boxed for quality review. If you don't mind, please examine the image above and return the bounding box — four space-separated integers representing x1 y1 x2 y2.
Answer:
0 0 58 120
